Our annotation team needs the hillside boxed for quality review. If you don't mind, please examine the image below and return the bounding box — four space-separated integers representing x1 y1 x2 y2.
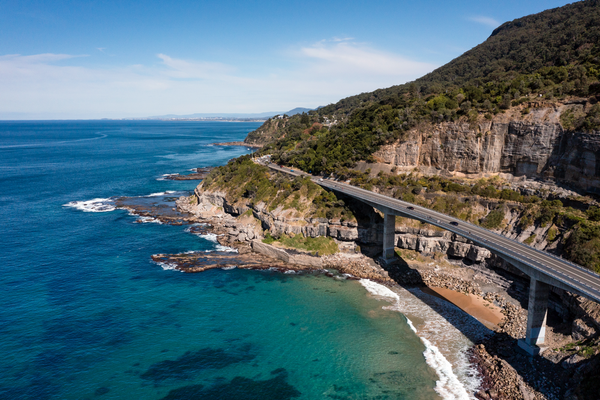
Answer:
236 0 600 274
246 0 600 151
186 4 600 397
321 0 600 115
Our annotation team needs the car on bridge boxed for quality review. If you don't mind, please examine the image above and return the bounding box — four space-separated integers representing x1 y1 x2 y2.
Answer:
450 221 459 226
407 206 414 210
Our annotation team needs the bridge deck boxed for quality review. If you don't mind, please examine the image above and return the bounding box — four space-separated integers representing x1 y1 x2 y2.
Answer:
268 164 600 303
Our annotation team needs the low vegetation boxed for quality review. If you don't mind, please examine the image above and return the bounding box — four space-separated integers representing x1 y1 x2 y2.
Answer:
224 2 600 273
263 233 339 256
202 155 355 221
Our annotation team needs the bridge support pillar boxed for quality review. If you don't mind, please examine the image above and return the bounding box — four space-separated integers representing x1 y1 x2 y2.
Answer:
382 213 396 262
518 278 550 356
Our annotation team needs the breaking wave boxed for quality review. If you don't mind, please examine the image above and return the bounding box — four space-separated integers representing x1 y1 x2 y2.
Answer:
144 191 177 197
152 260 181 272
63 198 115 212
359 279 480 400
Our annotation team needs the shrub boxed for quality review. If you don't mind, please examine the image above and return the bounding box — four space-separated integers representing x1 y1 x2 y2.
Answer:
481 209 505 229
547 226 558 242
263 232 276 244
524 234 536 245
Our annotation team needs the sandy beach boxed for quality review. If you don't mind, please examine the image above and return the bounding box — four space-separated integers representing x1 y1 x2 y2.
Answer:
422 287 504 330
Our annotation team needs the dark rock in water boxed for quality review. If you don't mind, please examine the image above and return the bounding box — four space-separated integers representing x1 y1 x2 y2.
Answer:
160 373 300 400
160 383 204 399
270 367 287 375
150 250 298 274
94 387 110 396
141 344 255 383
164 167 213 181
114 194 194 225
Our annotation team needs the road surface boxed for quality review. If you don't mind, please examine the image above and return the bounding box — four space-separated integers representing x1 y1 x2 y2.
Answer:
268 163 600 302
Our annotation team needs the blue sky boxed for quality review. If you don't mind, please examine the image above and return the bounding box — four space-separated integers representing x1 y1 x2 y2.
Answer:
0 0 575 119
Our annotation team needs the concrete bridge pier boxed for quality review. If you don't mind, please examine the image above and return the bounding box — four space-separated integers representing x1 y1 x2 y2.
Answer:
382 213 396 262
518 278 550 356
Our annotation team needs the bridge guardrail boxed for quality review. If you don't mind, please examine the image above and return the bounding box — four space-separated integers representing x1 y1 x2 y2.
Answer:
321 175 598 275
268 164 600 298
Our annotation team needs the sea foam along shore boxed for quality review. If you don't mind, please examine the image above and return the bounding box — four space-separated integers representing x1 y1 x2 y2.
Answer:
185 229 238 253
63 198 116 212
360 279 478 400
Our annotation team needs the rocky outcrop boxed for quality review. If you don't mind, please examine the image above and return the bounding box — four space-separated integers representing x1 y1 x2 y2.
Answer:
251 240 323 268
181 187 509 267
374 103 600 191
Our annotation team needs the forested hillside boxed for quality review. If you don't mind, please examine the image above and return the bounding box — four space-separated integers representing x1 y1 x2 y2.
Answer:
236 0 600 273
247 0 600 175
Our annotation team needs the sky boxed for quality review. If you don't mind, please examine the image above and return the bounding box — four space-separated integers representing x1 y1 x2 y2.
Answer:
0 0 577 119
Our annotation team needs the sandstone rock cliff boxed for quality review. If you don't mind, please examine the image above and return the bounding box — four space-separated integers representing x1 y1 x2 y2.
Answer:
372 102 600 191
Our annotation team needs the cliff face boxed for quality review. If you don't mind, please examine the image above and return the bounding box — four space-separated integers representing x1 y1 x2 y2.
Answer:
374 101 600 191
181 186 526 267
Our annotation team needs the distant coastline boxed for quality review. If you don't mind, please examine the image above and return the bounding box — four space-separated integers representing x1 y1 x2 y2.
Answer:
212 141 263 148
101 117 269 122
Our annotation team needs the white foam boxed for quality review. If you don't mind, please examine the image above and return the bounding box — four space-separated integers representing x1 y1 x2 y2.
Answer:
187 231 237 252
184 223 208 232
137 216 163 224
198 233 219 243
419 325 471 399
152 260 181 272
214 244 238 253
221 266 237 270
359 279 400 301
145 190 177 197
63 198 116 212
359 279 480 400
156 173 179 181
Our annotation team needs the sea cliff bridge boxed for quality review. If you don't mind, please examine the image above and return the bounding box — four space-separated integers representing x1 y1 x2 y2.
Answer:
268 163 600 355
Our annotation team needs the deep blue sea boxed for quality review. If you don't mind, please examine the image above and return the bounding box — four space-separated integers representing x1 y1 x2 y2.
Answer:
0 121 486 399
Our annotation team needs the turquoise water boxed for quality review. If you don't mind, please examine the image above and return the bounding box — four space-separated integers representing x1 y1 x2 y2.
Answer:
0 121 454 399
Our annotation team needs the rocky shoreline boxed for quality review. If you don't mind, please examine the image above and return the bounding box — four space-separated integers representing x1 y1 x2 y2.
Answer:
212 141 263 148
120 189 600 399
161 167 213 181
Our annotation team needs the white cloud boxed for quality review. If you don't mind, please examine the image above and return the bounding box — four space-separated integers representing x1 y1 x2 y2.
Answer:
468 16 500 28
299 41 434 78
157 53 235 79
0 43 437 119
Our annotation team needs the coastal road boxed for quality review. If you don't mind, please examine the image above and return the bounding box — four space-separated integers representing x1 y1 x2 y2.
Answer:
267 163 600 303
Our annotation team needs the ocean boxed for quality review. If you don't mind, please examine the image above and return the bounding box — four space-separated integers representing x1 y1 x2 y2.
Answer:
0 121 487 399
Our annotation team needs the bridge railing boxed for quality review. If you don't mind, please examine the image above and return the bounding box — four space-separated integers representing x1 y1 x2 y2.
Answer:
269 164 600 285
314 174 600 284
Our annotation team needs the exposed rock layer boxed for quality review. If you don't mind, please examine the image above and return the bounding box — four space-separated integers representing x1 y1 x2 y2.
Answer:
373 103 600 191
